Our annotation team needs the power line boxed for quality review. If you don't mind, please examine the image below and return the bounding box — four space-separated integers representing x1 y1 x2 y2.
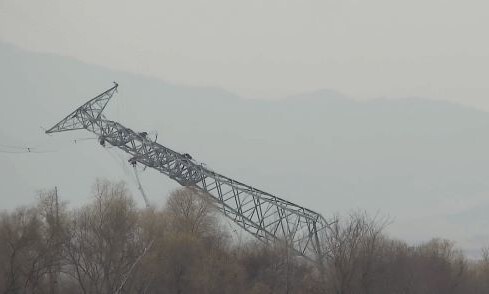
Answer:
0 149 29 154
0 148 55 154
132 163 150 208
0 136 98 154
73 137 97 144
0 144 32 149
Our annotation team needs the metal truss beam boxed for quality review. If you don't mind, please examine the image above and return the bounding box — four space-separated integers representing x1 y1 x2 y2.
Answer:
46 84 330 263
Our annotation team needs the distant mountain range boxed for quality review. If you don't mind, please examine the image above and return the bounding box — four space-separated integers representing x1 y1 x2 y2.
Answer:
1 41 489 257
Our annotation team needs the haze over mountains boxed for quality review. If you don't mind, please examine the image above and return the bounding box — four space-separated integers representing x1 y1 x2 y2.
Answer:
1 41 489 256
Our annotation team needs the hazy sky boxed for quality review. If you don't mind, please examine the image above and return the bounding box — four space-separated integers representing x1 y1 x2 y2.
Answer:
1 0 489 109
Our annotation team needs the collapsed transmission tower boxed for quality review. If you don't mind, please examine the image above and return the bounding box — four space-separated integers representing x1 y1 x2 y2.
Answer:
45 83 330 263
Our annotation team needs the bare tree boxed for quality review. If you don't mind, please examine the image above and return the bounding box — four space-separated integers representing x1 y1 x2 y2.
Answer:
165 188 216 237
0 188 70 294
413 238 467 294
5 181 489 294
0 207 41 293
321 211 389 294
37 188 69 294
63 179 146 294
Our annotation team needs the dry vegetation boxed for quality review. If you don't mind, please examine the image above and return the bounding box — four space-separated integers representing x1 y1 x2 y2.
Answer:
1 179 489 293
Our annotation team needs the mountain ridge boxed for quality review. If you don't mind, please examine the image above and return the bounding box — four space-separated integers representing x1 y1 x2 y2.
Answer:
1 41 489 256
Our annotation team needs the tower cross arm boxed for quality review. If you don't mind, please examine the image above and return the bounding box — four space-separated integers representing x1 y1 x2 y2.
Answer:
45 83 118 134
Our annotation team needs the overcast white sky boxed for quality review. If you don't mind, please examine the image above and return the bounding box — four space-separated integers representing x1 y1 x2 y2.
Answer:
1 0 489 109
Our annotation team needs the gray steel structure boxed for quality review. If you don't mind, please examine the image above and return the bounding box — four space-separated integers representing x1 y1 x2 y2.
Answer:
46 84 330 263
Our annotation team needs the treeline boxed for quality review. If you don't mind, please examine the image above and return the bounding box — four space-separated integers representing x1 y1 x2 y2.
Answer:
1 179 489 294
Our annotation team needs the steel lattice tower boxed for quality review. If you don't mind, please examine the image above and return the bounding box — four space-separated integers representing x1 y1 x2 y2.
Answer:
46 84 330 263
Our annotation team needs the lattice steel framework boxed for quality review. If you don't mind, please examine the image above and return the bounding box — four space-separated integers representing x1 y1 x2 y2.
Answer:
46 84 330 263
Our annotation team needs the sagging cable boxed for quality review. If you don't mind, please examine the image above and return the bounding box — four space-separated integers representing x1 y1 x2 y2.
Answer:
130 159 150 208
